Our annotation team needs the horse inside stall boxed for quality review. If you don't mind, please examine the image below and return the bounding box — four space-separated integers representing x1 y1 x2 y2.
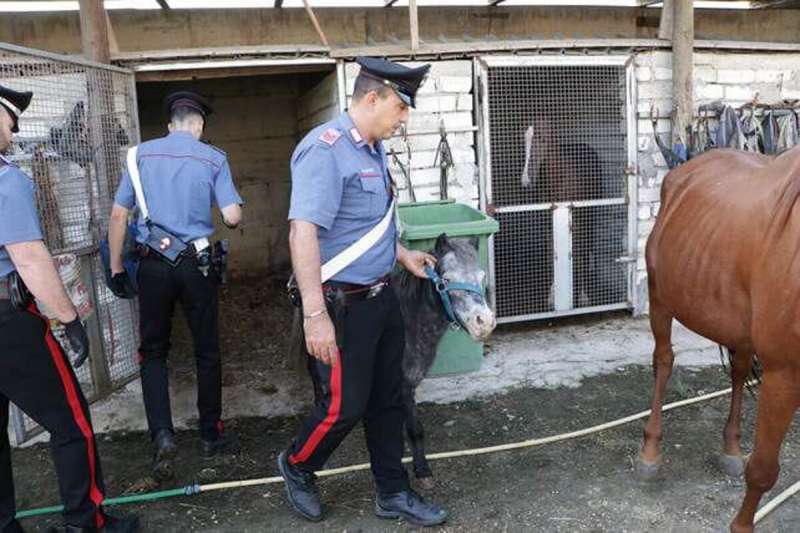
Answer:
520 117 604 307
638 145 800 533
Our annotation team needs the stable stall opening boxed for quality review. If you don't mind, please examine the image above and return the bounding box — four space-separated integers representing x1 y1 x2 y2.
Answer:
478 56 636 324
136 65 338 281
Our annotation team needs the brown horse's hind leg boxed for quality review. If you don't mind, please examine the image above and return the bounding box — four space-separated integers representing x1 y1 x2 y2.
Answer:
731 370 800 533
719 350 754 477
636 295 674 480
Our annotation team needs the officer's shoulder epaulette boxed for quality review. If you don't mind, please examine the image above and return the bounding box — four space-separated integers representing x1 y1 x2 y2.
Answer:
202 141 227 158
317 127 343 147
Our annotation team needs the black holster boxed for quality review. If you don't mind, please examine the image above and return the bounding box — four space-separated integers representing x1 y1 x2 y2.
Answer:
8 271 33 311
287 275 347 347
211 240 229 285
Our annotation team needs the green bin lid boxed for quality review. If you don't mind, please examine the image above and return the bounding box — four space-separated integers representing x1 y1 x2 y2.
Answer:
398 200 499 240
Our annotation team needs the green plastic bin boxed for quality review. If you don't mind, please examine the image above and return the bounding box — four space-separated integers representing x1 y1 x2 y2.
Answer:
397 200 499 376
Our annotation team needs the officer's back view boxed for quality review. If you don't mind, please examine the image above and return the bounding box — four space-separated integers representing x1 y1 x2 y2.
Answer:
107 91 243 481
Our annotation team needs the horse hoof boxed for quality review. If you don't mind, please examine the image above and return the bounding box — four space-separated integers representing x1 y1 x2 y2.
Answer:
729 521 754 533
416 476 436 491
634 455 662 481
718 453 746 477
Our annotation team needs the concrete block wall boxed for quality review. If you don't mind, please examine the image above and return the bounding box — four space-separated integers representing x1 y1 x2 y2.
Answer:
344 60 479 208
633 50 800 314
297 71 339 138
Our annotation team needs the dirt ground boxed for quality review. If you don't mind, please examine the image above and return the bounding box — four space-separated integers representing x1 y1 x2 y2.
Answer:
11 279 800 532
12 369 800 532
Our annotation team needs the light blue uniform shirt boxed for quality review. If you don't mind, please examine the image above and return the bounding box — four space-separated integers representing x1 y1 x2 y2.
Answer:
288 112 397 285
113 131 243 245
0 154 43 279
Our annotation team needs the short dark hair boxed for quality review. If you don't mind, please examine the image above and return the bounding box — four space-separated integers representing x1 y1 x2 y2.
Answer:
170 105 204 124
352 74 392 102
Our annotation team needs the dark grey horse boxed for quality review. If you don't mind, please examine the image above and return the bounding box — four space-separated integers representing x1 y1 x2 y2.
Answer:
392 234 496 486
289 234 496 487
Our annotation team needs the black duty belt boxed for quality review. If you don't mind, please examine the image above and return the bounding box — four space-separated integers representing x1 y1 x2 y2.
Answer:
323 275 391 304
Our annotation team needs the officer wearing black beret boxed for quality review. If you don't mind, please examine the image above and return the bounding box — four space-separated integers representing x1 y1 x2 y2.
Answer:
0 85 138 531
108 90 243 481
277 57 447 527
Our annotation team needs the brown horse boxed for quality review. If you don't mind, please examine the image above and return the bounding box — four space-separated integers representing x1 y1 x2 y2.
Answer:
638 145 800 532
521 117 604 307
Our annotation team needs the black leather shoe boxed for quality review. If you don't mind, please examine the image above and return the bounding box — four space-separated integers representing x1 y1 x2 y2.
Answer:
46 511 140 532
200 431 240 459
277 450 323 522
100 513 140 533
152 429 177 482
375 489 447 527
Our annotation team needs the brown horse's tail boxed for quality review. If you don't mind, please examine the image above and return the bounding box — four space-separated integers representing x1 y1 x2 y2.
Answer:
719 346 763 398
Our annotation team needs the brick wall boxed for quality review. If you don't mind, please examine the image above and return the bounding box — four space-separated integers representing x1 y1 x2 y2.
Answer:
633 50 800 314
344 60 479 207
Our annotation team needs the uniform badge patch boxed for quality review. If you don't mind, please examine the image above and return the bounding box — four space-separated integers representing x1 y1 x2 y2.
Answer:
319 128 342 146
350 127 363 144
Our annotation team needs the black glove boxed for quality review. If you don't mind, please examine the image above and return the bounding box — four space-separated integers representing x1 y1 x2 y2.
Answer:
109 271 136 299
64 317 90 368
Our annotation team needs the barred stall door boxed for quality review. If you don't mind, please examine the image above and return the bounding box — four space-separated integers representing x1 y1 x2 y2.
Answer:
476 56 637 323
0 43 141 444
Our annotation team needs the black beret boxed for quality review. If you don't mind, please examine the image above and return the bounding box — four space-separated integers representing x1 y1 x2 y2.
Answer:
355 57 431 108
0 84 33 133
164 90 213 118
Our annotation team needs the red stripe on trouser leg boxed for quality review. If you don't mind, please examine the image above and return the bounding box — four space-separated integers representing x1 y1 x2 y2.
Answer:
289 351 343 465
33 308 106 528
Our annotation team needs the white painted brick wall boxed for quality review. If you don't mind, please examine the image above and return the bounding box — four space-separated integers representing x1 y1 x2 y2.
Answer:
724 85 755 101
633 49 800 315
717 69 756 84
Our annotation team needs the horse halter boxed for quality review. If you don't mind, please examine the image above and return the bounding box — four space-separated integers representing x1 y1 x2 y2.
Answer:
424 264 486 330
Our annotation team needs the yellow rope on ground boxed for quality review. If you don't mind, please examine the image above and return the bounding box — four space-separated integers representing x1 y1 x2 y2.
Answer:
199 384 796 526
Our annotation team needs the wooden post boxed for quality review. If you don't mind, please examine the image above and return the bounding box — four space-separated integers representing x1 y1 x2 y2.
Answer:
302 0 330 48
658 0 674 40
671 0 693 147
78 0 115 398
409 0 420 52
78 0 111 64
105 11 120 56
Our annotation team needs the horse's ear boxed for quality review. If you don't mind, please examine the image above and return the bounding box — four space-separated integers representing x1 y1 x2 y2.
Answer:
469 236 480 250
434 233 449 255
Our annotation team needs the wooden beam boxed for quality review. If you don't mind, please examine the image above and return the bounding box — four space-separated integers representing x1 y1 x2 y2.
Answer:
409 0 420 52
78 0 111 63
105 11 119 55
302 0 329 48
135 63 333 83
671 0 693 147
658 0 673 39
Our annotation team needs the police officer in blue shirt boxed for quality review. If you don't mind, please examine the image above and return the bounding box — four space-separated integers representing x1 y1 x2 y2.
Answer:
107 91 243 481
277 58 447 527
0 85 138 532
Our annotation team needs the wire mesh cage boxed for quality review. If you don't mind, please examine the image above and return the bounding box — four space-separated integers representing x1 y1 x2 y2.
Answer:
1 43 141 444
479 56 634 323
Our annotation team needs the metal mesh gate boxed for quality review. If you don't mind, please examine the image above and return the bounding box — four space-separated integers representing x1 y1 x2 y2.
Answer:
477 56 637 323
1 43 141 444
